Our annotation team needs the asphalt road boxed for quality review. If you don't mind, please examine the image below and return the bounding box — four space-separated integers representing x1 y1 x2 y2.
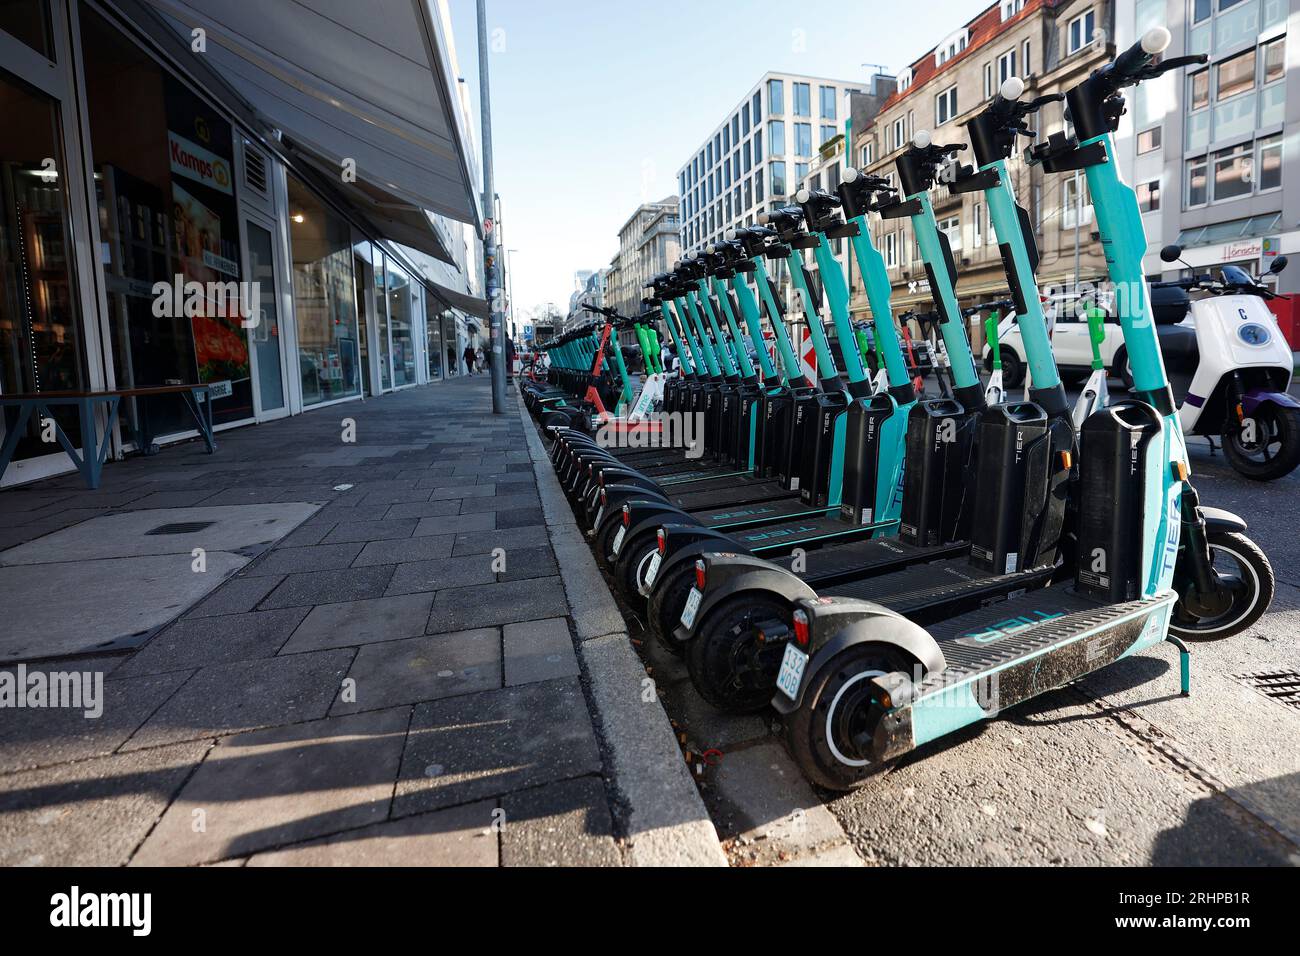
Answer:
625 381 1300 866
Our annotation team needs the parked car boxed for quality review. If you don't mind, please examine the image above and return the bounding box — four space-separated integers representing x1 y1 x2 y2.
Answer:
981 291 1131 388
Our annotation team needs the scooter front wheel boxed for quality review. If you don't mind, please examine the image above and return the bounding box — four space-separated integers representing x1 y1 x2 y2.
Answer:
1222 405 1300 481
1170 531 1274 641
783 644 913 791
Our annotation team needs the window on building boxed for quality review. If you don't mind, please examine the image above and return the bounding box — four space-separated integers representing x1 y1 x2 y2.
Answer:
744 141 752 172
1217 48 1256 100
795 163 808 186
935 85 958 125
755 167 764 203
1137 127 1162 153
1062 173 1093 227
1212 140 1254 201
753 90 762 123
742 103 751 135
733 151 741 179
973 202 983 246
1001 0 1026 20
793 82 811 116
1137 179 1161 212
768 120 785 155
1067 9 1096 54
983 62 993 99
998 49 1017 85
744 177 752 210
820 124 837 145
937 215 961 251
883 232 897 267
820 85 837 120
733 114 741 142
771 161 787 196
1022 39 1032 75
892 116 906 150
860 141 874 167
767 78 784 115
723 125 730 152
754 128 762 160
795 122 812 156
1258 133 1282 190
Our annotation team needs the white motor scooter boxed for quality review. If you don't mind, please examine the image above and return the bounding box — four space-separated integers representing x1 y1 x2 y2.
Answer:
1155 245 1298 481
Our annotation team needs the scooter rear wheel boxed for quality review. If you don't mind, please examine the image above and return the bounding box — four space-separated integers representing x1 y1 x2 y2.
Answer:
1170 530 1274 640
686 595 793 713
1222 405 1300 481
783 644 914 791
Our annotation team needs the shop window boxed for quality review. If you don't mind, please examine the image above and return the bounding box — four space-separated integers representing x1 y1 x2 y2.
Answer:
0 71 88 465
287 174 362 405
385 260 414 387
81 4 252 432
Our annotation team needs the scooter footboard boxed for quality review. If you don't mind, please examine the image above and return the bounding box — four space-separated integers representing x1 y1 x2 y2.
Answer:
873 592 1176 762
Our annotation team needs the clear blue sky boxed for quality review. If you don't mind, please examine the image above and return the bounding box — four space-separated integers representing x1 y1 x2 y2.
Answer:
448 0 989 318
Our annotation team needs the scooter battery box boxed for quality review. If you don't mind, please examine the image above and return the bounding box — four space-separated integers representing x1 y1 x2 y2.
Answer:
898 399 978 548
840 394 897 525
786 390 820 492
967 403 1049 575
1075 401 1163 602
733 386 761 469
799 389 850 508
762 389 794 480
718 388 737 464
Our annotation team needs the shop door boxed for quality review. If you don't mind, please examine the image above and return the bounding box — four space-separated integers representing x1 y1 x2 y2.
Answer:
0 6 106 486
240 214 288 421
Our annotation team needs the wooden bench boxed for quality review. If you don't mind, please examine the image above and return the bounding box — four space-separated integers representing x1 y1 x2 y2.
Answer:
0 385 216 489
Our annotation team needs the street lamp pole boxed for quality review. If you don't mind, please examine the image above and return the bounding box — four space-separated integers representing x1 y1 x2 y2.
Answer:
477 0 507 413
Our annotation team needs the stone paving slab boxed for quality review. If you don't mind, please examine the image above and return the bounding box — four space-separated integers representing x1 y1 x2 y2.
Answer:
133 707 411 866
500 777 621 866
331 629 501 715
123 648 355 749
280 594 433 654
393 677 601 815
113 608 310 677
385 556 496 594
0 740 212 866
427 577 568 632
503 617 579 686
246 800 499 866
259 566 396 609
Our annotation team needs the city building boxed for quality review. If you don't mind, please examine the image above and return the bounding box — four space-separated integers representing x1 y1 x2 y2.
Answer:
593 197 681 350
1112 0 1295 294
851 0 1116 334
677 72 865 255
0 0 487 487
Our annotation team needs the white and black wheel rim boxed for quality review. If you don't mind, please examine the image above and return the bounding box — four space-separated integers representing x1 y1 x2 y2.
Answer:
1174 543 1260 636
824 669 886 768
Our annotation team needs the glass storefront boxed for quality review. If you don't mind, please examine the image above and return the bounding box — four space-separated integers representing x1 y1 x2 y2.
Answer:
0 69 88 462
427 303 447 380
244 221 285 413
82 4 253 433
385 258 415 386
287 174 362 406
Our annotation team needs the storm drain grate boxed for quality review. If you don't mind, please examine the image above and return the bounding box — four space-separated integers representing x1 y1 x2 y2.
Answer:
1235 670 1300 710
145 521 216 536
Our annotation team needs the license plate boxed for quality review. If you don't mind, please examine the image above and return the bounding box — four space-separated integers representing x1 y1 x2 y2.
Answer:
611 525 626 555
643 551 662 592
680 586 703 630
594 504 604 528
776 643 809 701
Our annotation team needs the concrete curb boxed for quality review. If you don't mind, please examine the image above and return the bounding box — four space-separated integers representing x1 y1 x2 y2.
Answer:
517 395 727 867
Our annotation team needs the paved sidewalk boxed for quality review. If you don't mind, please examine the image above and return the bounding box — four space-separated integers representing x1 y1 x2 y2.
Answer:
0 376 720 866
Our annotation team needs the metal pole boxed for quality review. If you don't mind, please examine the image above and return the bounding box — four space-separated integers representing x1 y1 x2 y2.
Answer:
477 0 506 412
1073 172 1081 292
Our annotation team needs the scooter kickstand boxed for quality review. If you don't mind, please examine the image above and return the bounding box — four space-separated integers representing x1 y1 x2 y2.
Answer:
1165 635 1191 696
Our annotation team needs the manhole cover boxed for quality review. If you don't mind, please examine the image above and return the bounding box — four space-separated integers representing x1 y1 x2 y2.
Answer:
146 521 216 536
1235 670 1300 710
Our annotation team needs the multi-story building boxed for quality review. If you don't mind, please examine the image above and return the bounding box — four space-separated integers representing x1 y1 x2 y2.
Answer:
852 0 1116 336
601 197 680 346
677 72 866 256
1113 0 1295 294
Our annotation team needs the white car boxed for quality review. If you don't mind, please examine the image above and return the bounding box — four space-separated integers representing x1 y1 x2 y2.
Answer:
980 292 1130 388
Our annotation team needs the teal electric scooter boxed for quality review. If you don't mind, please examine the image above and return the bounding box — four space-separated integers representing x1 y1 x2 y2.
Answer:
771 33 1271 789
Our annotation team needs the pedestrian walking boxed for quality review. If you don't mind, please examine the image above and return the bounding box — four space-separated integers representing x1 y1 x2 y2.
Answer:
475 346 485 372
463 344 476 375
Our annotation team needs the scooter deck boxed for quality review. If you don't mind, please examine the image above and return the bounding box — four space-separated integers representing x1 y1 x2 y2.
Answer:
728 515 892 551
830 559 1056 626
693 496 834 530
667 478 796 510
767 537 970 586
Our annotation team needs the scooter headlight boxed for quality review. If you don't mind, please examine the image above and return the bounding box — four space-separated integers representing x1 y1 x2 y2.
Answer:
1238 323 1271 346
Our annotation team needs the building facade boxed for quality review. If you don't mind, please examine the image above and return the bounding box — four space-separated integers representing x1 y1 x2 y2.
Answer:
851 0 1115 331
1112 0 1295 292
677 72 865 255
0 0 485 487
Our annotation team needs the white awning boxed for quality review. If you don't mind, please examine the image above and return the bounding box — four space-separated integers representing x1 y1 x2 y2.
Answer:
138 0 481 257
